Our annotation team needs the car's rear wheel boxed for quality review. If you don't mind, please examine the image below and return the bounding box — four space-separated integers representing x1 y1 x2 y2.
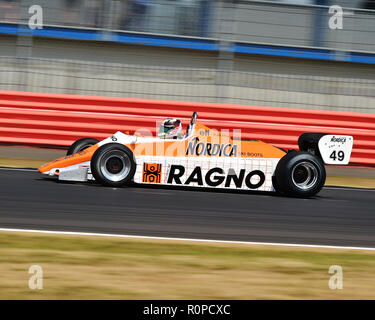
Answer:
90 143 136 187
67 138 99 156
274 151 326 197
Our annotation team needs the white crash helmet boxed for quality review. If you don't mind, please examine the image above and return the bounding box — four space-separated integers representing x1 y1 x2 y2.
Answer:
158 118 182 139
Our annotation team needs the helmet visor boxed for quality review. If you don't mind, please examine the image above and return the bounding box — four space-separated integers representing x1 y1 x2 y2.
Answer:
160 119 181 135
160 125 174 134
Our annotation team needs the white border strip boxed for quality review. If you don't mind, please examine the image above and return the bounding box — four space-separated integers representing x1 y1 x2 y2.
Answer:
0 228 375 251
0 167 36 172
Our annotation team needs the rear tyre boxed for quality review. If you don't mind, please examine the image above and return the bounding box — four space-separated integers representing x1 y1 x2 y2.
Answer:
274 151 326 198
67 138 99 155
272 176 283 195
90 143 136 187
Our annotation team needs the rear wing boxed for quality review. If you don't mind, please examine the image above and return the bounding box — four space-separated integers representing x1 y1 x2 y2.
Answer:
298 133 353 165
318 135 353 165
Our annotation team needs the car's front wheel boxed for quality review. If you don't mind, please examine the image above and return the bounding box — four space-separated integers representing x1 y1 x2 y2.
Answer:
274 151 326 197
67 138 99 156
90 143 136 187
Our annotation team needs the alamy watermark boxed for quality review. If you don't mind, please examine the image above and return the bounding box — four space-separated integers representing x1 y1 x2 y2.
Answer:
328 5 354 30
28 265 43 290
28 5 43 30
328 265 343 290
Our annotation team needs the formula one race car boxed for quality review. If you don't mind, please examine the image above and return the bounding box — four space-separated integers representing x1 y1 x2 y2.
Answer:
38 112 353 197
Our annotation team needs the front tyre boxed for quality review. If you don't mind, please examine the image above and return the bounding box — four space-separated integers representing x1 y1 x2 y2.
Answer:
91 143 136 187
67 138 99 155
274 151 326 198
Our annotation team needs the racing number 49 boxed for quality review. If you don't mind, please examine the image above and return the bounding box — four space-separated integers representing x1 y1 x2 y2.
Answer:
330 150 345 162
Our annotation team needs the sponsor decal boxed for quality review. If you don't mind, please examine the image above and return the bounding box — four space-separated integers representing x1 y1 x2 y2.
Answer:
142 163 162 183
199 129 210 136
330 136 346 144
240 152 263 157
167 165 265 189
186 137 237 157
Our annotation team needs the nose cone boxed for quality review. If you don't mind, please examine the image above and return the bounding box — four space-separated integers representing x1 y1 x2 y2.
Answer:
38 158 61 173
38 145 98 174
38 162 51 173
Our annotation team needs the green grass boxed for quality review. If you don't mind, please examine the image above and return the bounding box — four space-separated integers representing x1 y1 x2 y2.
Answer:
1 231 375 299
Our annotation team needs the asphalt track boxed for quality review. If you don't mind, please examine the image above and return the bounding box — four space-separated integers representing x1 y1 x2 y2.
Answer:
0 168 375 248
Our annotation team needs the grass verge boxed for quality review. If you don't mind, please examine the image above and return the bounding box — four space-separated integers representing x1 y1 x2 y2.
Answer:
326 176 375 189
1 231 375 299
0 158 46 169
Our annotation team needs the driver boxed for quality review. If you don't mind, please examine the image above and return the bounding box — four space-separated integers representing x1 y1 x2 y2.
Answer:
158 118 183 139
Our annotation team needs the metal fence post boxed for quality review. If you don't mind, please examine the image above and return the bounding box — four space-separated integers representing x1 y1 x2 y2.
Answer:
216 0 236 104
16 0 34 92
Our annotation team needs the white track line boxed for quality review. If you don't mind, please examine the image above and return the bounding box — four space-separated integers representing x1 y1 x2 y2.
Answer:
0 167 36 172
0 228 374 251
0 167 37 172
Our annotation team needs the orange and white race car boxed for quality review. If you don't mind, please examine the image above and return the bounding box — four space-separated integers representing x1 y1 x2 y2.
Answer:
38 112 353 197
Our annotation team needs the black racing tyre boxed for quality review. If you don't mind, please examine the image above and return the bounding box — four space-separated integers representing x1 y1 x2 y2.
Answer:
274 151 326 198
272 175 283 195
90 143 136 187
67 138 99 156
